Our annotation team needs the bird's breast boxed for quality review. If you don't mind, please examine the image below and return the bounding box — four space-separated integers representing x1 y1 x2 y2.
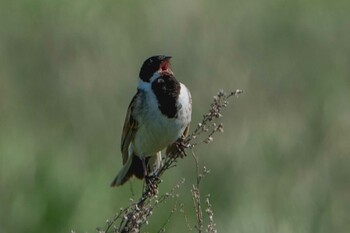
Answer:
132 84 191 157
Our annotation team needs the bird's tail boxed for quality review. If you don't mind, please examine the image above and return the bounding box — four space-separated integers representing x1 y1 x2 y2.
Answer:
110 152 162 187
110 155 144 187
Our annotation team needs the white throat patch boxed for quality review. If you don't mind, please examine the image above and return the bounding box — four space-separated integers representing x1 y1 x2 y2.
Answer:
138 72 161 90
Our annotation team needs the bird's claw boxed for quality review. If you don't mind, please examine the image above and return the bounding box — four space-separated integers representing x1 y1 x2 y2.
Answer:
145 174 159 196
175 140 189 158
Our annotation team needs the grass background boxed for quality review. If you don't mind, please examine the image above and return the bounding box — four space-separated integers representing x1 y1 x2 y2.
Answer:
1 0 350 232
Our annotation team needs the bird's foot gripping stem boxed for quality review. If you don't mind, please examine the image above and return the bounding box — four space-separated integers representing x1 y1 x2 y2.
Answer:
175 139 190 158
145 174 160 196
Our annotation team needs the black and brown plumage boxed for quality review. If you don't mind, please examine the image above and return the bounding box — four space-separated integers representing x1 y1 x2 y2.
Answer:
111 56 192 187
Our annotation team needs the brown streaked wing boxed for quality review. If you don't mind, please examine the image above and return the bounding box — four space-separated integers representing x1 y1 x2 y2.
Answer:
120 91 140 164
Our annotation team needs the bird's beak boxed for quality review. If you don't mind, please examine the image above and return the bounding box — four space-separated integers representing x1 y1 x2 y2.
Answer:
159 57 173 75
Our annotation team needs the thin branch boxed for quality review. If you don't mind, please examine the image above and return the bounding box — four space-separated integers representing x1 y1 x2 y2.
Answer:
98 89 243 233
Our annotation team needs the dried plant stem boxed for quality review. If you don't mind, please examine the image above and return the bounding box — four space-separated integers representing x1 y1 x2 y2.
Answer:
97 89 242 233
191 149 203 233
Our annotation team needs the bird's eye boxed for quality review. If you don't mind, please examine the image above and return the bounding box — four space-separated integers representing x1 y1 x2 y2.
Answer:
157 78 164 83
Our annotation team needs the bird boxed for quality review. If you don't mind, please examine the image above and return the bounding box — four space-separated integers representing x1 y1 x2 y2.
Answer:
111 55 192 187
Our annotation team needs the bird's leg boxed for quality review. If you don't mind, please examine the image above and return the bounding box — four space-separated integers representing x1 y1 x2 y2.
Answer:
142 156 158 195
166 138 189 158
141 156 148 177
175 137 189 158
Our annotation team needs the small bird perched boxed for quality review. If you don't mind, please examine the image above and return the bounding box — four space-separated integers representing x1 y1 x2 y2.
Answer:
111 55 192 187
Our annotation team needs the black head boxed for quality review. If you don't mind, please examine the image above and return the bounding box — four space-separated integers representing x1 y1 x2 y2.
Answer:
139 55 172 82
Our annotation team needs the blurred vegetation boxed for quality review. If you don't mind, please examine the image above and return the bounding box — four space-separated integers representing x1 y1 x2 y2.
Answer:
1 0 350 232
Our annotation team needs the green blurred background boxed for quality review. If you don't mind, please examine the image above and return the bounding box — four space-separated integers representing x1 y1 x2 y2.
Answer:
1 0 350 232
